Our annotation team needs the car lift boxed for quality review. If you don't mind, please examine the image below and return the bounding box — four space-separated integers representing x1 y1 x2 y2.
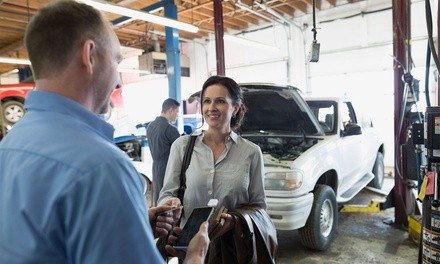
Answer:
339 186 394 213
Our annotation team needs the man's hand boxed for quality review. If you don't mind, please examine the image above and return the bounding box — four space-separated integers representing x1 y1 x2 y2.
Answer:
148 198 182 237
165 221 210 263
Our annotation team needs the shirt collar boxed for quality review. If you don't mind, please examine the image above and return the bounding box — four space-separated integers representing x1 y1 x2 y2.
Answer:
228 131 239 143
25 90 115 141
194 129 239 144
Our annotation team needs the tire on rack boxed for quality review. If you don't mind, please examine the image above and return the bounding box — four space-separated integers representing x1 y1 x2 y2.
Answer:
298 184 338 251
2 100 26 124
368 152 384 189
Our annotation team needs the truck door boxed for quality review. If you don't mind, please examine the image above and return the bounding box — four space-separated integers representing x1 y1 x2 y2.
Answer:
339 102 364 186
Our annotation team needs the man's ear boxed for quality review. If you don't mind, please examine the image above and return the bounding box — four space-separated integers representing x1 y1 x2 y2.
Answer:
82 40 96 75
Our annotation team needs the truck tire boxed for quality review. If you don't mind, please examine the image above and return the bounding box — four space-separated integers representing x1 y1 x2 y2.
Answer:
368 152 384 189
2 100 25 124
299 185 338 251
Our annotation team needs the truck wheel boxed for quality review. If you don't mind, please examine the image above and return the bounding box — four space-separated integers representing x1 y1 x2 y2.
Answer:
298 185 338 251
2 100 25 124
368 152 384 189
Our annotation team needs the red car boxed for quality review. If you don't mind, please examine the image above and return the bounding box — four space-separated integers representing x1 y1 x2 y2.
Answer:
0 82 124 138
0 82 34 127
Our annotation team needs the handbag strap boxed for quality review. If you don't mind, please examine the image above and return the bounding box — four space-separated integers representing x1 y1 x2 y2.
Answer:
177 135 197 203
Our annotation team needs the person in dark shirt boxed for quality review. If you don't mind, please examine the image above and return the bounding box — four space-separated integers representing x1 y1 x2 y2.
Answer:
147 98 181 206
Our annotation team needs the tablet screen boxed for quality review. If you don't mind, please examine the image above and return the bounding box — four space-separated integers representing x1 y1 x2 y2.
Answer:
174 207 214 250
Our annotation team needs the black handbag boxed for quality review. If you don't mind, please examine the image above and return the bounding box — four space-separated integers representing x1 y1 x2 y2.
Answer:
156 135 197 260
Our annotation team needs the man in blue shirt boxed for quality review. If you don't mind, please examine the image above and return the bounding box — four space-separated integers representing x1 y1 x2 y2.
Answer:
0 1 208 263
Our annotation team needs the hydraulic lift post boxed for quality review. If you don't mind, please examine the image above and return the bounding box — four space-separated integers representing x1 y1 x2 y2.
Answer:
393 0 413 228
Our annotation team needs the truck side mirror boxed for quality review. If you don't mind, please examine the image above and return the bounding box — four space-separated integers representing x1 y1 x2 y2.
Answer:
342 123 362 136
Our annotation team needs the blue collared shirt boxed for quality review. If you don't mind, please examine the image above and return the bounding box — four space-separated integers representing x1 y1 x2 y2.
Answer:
0 90 163 263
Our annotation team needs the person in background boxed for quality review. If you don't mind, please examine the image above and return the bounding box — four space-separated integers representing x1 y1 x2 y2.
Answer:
147 98 181 206
158 75 278 263
0 1 208 263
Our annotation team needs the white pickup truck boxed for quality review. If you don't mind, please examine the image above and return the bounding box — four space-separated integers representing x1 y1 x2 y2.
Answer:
239 83 385 251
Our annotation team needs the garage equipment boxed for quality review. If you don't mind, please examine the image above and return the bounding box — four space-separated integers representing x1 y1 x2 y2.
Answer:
339 187 392 213
419 106 440 263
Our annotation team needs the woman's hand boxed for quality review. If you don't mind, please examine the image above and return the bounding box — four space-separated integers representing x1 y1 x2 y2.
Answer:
209 212 236 239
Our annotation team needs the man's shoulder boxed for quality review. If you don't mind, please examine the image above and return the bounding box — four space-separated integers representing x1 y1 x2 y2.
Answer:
147 116 160 126
147 116 168 129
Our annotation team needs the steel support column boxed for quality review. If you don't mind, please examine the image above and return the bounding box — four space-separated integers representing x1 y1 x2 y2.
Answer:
213 0 225 76
392 0 412 227
164 1 181 103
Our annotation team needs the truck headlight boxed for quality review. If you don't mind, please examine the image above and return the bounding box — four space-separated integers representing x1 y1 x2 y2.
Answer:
264 170 303 191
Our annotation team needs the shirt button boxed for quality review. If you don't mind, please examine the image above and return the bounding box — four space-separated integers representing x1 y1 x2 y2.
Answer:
208 190 212 195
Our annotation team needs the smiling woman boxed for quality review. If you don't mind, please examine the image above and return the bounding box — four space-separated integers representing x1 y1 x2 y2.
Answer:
157 76 278 263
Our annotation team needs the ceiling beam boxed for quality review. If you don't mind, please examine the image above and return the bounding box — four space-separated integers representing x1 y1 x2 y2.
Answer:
0 39 24 56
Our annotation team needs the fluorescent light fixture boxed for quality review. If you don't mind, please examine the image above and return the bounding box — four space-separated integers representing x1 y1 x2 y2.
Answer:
77 0 199 33
114 17 135 27
223 35 279 52
0 57 31 65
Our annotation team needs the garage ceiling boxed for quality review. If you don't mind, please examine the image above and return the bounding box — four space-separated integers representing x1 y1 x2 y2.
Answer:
0 0 360 75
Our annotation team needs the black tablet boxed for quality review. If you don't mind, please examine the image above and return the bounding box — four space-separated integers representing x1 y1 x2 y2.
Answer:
173 206 214 251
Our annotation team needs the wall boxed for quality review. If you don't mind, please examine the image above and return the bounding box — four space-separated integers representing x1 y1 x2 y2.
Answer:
187 0 438 168
300 0 437 167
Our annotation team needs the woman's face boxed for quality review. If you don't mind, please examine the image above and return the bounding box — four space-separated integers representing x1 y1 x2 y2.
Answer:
201 84 239 131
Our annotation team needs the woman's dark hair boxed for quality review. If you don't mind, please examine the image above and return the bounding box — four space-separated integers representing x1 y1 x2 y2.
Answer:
200 75 247 131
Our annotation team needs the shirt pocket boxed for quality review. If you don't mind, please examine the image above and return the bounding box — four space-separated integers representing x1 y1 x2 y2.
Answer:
215 163 250 191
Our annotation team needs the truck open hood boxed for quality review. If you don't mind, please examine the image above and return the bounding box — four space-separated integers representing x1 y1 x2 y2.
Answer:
239 83 324 136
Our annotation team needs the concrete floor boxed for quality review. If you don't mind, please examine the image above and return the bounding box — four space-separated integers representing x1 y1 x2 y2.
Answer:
275 174 420 263
167 171 420 263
